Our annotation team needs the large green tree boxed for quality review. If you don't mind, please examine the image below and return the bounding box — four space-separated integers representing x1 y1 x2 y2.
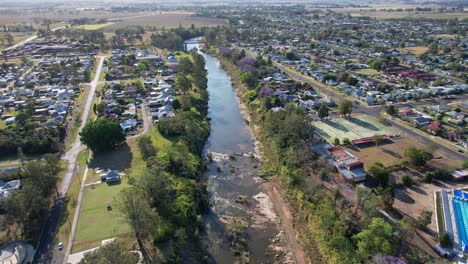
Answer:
353 217 396 258
338 99 353 117
368 162 389 188
404 147 432 166
317 103 329 119
80 118 125 152
176 74 192 94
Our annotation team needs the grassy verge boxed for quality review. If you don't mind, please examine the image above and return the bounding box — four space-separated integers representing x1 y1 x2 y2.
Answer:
56 149 89 254
435 191 445 234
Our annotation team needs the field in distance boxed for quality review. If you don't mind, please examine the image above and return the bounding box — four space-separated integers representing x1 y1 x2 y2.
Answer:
101 13 226 31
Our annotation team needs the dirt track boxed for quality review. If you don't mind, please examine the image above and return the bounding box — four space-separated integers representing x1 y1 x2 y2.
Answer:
261 180 309 264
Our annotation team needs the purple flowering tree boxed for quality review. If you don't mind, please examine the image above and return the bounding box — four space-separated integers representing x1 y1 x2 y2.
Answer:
220 47 232 57
259 85 274 97
237 56 257 72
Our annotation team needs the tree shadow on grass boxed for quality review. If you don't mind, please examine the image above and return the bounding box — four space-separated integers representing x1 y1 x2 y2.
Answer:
382 147 402 158
349 117 380 131
394 188 415 204
88 143 133 172
323 120 349 132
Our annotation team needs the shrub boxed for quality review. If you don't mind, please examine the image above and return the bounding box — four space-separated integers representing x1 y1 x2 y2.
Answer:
402 175 413 187
439 231 452 248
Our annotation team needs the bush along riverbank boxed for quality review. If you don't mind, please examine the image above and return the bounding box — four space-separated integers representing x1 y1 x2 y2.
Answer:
207 45 367 263
130 50 211 263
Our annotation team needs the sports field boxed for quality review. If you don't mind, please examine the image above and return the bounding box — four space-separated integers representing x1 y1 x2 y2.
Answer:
313 115 398 142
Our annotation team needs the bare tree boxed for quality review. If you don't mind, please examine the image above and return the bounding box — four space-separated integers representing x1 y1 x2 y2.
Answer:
114 188 157 263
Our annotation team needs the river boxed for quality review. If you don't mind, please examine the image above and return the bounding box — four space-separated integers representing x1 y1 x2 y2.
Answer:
185 40 290 263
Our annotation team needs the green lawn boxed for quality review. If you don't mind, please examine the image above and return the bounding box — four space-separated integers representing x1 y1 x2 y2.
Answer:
72 137 148 251
72 22 114 30
356 68 381 75
73 180 131 252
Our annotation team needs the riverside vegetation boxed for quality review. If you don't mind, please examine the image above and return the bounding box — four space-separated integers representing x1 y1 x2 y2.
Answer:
205 41 428 263
108 50 211 263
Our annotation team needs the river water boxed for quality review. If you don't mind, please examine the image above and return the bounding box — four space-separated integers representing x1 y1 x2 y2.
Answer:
185 41 287 263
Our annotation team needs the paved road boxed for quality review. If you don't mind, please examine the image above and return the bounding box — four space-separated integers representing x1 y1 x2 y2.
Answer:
128 103 150 139
274 62 467 161
32 56 105 264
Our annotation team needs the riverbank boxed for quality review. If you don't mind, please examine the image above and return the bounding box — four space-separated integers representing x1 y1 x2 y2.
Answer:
209 49 311 264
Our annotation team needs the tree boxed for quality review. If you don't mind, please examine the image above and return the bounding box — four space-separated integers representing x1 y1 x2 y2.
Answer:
176 74 192 94
397 216 416 251
96 103 105 116
78 240 139 264
416 210 432 229
317 103 329 119
285 51 297 60
381 187 394 209
318 168 328 185
177 57 193 74
80 118 125 152
402 175 413 186
343 138 351 145
338 100 353 117
355 185 373 214
137 135 156 160
372 134 384 146
333 137 340 146
386 105 397 116
368 162 389 188
115 188 157 263
5 34 13 45
84 68 91 82
353 217 396 258
239 71 257 89
404 147 432 166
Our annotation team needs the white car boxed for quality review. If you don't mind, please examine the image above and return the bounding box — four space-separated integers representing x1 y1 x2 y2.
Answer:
58 242 63 250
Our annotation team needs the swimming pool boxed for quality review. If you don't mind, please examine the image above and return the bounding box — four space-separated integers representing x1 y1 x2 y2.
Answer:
452 196 468 251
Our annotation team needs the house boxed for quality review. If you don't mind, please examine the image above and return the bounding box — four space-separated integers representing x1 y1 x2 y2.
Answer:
327 146 367 182
426 122 441 134
105 170 121 183
412 116 430 127
0 180 21 200
120 119 138 132
399 109 414 117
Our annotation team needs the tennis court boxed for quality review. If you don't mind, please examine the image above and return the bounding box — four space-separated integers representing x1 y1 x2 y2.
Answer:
313 115 397 142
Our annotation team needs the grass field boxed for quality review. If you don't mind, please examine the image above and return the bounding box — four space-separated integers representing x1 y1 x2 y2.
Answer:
356 68 381 75
0 32 33 49
72 22 114 30
101 13 226 32
399 46 429 56
313 115 398 143
348 11 468 20
73 122 172 250
72 180 131 253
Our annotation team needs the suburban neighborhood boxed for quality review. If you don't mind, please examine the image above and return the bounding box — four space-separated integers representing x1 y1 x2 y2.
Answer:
0 1 466 264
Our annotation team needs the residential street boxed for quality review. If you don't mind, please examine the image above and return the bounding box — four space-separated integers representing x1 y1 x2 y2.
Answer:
273 62 467 161
32 56 105 264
